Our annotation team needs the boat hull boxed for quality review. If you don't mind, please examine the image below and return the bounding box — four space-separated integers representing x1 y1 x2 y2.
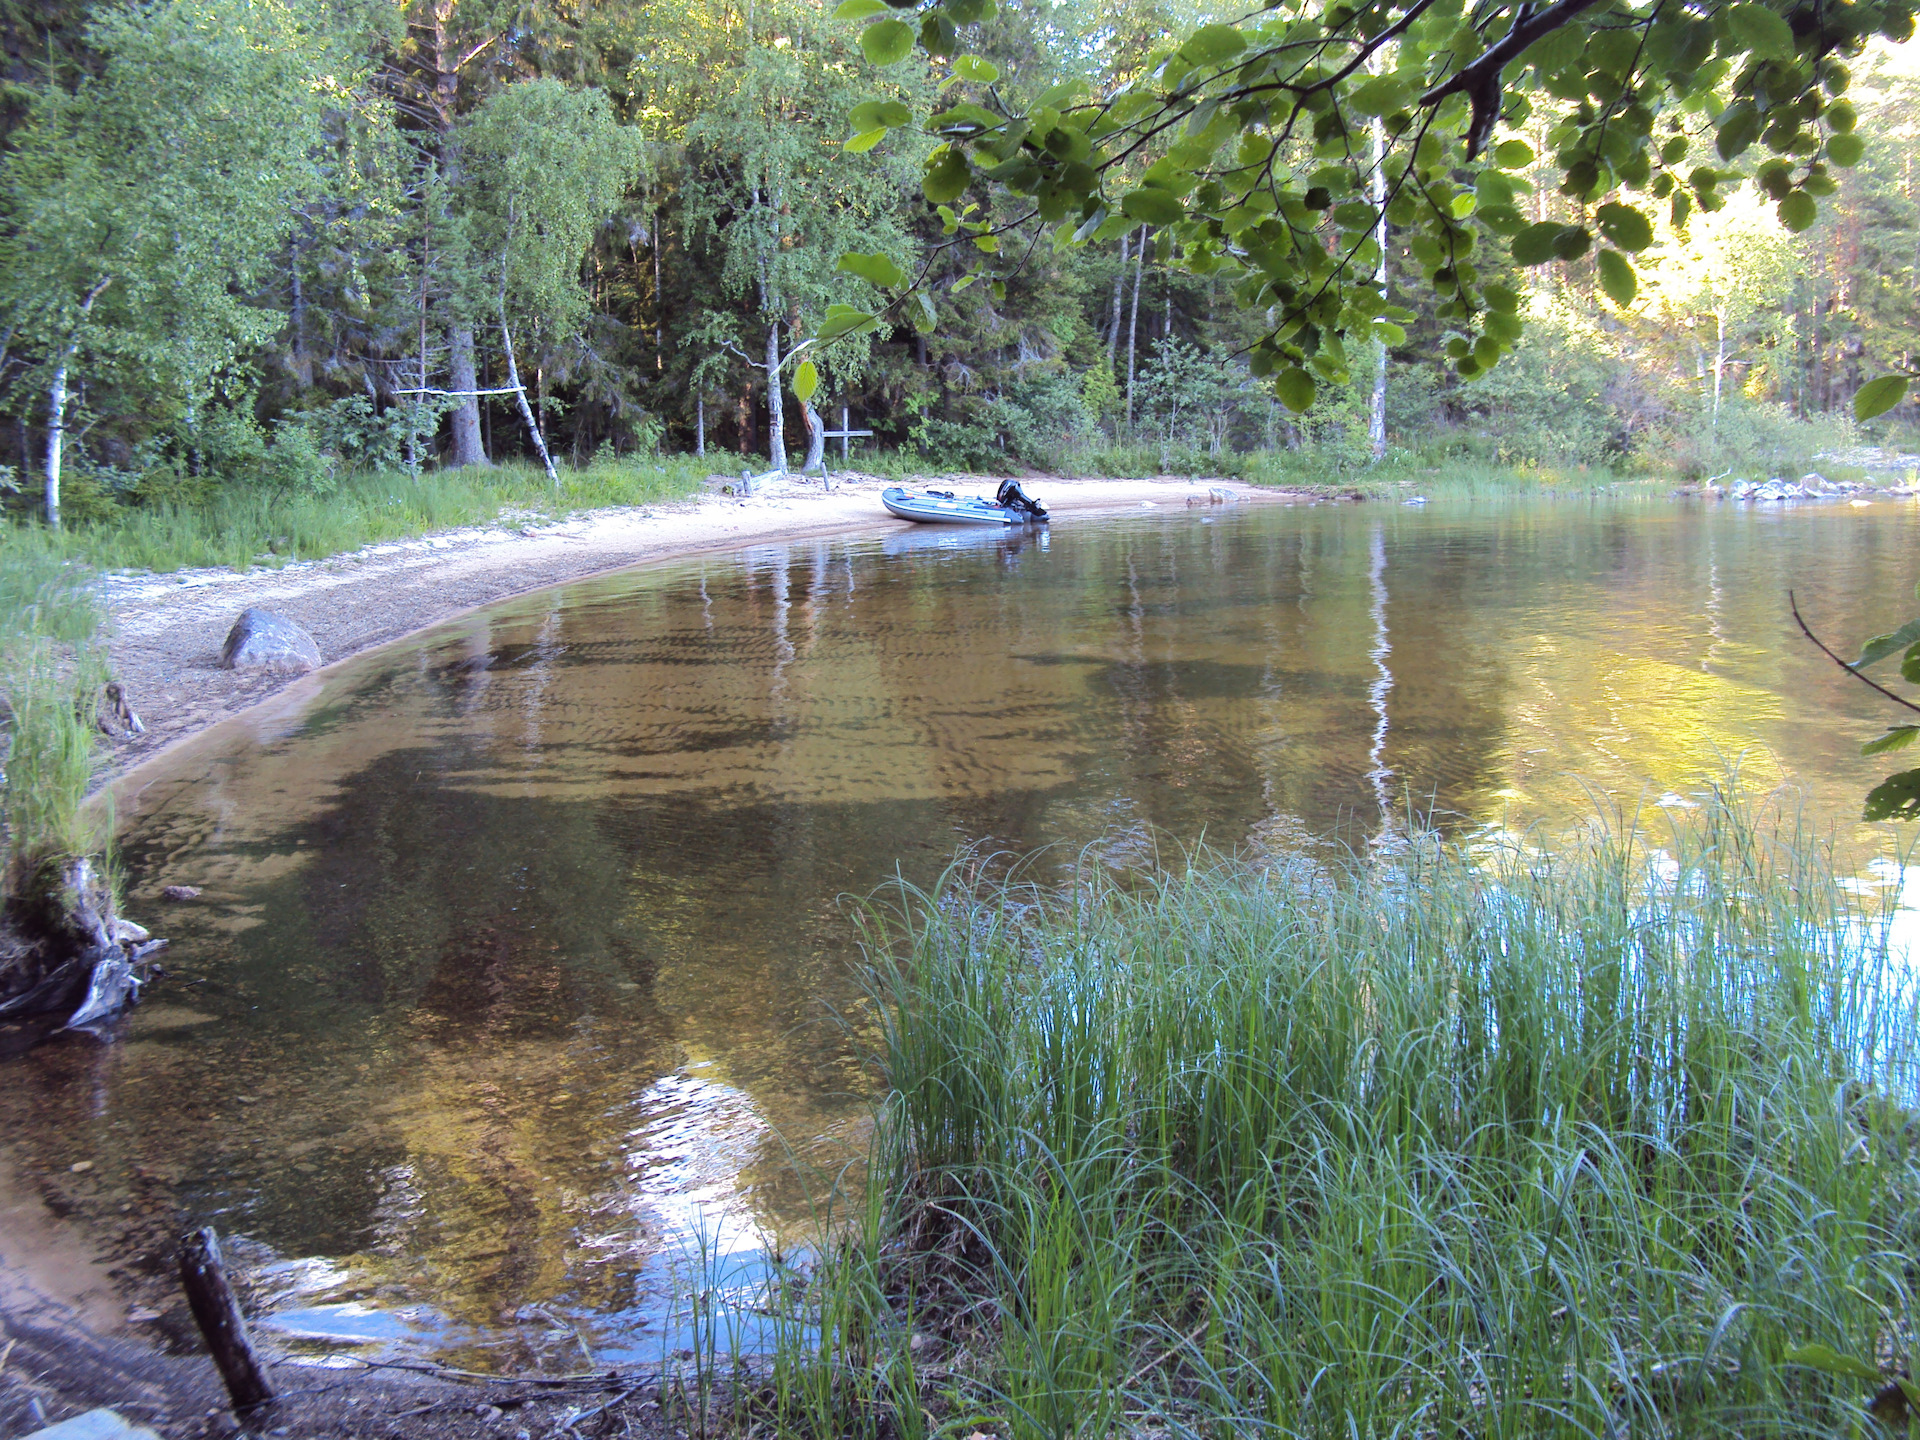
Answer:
881 486 1042 527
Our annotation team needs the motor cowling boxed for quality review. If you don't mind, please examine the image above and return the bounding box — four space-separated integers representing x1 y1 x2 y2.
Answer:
995 478 1048 518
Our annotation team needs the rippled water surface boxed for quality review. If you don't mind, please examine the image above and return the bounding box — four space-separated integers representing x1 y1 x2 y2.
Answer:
4 496 1916 1364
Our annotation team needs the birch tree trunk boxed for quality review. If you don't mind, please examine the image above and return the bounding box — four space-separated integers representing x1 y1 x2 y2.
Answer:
1125 230 1146 432
43 281 107 530
1107 232 1130 367
1369 114 1389 464
447 325 488 467
1712 307 1727 439
800 401 825 476
289 234 314 390
44 358 71 531
764 319 786 474
696 396 705 457
500 312 557 488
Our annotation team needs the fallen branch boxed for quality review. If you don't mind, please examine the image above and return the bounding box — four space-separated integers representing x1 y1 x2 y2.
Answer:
1789 591 1920 716
179 1227 274 1416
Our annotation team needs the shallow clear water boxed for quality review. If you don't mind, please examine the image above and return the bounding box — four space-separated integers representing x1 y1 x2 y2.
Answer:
3 495 1915 1365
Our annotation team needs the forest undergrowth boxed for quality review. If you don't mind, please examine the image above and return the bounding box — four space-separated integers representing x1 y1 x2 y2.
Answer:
720 789 1920 1439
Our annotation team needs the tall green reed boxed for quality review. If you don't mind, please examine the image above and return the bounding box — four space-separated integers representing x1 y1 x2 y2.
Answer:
775 792 1920 1438
0 529 109 881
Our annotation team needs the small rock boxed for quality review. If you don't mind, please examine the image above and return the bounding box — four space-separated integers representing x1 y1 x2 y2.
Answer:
1207 485 1238 505
126 1306 163 1323
108 916 150 944
70 1160 93 1173
160 885 201 901
219 607 321 675
18 1409 162 1440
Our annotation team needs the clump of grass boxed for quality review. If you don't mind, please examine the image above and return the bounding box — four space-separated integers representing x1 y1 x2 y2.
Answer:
773 792 1920 1439
10 453 715 575
0 529 109 882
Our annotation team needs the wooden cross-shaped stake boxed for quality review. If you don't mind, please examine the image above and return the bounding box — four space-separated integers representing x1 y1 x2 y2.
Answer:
821 406 874 462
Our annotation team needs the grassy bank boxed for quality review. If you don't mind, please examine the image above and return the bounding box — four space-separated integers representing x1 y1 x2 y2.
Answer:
0 534 109 880
751 795 1919 1439
10 453 714 575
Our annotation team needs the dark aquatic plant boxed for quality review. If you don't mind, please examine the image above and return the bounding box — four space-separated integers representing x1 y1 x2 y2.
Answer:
769 791 1920 1438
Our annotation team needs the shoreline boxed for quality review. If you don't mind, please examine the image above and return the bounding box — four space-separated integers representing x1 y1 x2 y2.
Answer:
97 473 1305 801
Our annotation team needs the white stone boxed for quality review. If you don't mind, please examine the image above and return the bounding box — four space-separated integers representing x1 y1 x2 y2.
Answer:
20 1409 162 1440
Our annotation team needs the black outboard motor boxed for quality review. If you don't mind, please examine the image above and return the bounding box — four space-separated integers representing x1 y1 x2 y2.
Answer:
995 478 1049 521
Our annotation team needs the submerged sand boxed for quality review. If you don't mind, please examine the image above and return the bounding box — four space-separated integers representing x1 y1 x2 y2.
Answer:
97 473 1306 789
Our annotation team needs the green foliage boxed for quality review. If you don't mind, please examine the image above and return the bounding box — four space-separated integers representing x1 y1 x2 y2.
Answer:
459 81 643 334
906 367 1093 469
825 0 1920 409
0 0 335 423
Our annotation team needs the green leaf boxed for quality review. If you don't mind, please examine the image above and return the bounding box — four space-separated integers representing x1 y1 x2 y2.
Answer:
1864 769 1920 822
1550 225 1592 261
1181 23 1246 65
1777 190 1818 232
1349 75 1410 118
850 99 913 129
1717 100 1762 159
816 304 878 341
923 146 972 202
1863 726 1920 757
913 291 938 333
1857 617 1920 668
1784 1344 1886 1383
1853 374 1910 422
1724 2 1796 60
1371 321 1407 346
1121 187 1185 226
844 126 887 153
1494 139 1535 169
833 0 891 17
1032 79 1085 109
1511 221 1562 266
793 360 819 402
1827 133 1865 167
1483 282 1521 313
1275 366 1316 413
837 251 909 288
953 55 1000 82
1595 202 1654 253
860 18 915 65
1596 248 1638 307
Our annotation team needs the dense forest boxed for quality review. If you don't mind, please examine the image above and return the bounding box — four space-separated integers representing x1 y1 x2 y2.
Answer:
2 0 1919 521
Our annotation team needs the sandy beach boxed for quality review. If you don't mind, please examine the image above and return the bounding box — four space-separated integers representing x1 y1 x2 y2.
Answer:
97 473 1310 789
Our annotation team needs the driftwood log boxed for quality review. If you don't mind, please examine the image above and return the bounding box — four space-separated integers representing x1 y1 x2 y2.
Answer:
179 1227 274 1415
0 855 161 1027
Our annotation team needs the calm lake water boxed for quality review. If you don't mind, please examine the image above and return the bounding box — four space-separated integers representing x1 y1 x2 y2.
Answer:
3 495 1916 1365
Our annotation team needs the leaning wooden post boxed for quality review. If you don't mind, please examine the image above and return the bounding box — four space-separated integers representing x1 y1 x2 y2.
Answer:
179 1227 274 1415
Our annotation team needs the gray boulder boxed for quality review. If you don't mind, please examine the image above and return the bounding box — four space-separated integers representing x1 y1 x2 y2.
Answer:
220 607 321 674
21 1409 162 1440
